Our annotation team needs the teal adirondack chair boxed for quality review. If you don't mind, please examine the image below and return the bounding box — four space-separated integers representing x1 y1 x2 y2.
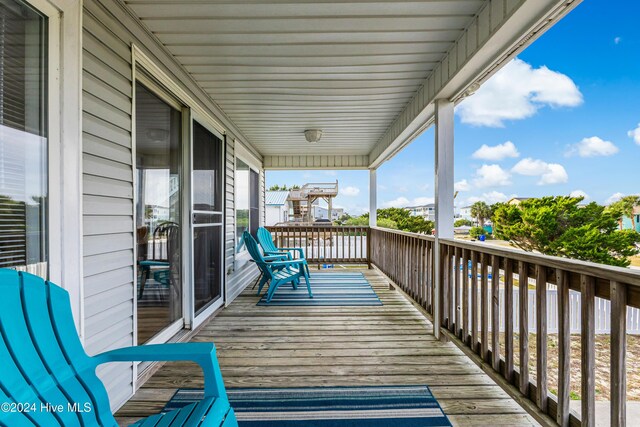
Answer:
0 268 237 427
256 227 310 275
244 231 312 302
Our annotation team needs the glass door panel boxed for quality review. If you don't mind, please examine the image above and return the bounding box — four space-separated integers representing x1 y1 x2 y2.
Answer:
135 83 183 344
192 121 223 315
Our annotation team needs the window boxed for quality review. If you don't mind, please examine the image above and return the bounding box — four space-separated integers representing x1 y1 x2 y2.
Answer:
0 0 47 276
235 158 259 253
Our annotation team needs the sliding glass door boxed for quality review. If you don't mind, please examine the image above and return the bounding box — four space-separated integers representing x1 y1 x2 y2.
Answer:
134 83 183 344
191 121 224 316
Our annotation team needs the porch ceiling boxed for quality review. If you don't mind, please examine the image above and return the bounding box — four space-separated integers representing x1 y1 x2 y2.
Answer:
122 0 578 167
123 0 484 157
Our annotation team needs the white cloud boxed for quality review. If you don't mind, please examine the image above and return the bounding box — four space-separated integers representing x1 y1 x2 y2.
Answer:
465 191 511 205
569 190 590 200
512 158 569 185
472 141 520 161
538 164 569 185
413 197 435 205
341 186 360 197
473 164 511 188
382 197 410 208
614 37 622 45
512 158 548 176
382 196 434 208
567 136 619 157
606 192 625 205
454 179 471 192
457 58 583 127
628 123 640 145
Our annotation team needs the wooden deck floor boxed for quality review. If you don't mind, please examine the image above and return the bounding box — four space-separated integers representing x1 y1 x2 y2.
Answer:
116 269 539 426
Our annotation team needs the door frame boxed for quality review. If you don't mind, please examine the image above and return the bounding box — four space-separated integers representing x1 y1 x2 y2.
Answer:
189 111 226 329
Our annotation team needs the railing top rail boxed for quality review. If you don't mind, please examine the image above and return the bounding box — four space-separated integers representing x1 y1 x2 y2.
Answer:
370 226 435 241
439 237 640 287
267 225 368 229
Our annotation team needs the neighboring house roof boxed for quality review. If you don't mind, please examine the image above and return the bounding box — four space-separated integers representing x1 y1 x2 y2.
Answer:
460 205 473 209
266 191 290 205
405 204 435 209
507 197 530 204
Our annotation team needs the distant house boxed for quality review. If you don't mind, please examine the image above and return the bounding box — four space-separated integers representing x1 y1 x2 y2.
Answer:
459 205 473 221
265 191 290 225
507 197 530 205
620 206 640 232
311 205 344 221
406 204 436 221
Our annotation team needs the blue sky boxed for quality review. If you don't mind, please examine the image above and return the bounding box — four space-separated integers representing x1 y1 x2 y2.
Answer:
267 0 640 215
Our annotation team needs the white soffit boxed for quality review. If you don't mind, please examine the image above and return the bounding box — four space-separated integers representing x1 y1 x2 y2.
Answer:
123 0 485 156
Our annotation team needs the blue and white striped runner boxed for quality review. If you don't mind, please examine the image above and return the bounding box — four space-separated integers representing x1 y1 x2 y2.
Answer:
257 272 382 306
165 386 452 426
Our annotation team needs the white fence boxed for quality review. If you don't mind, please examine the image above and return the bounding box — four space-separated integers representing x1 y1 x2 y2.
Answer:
479 288 640 334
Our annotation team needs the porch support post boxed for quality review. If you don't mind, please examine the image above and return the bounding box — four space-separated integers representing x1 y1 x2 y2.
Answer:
434 99 455 340
369 168 377 227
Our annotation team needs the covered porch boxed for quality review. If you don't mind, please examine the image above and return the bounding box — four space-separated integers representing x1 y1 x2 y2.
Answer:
116 268 538 426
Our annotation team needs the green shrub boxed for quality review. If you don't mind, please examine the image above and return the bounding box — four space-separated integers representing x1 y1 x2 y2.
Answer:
469 226 487 239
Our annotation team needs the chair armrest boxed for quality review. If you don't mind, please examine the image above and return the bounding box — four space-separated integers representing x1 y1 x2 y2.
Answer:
276 248 305 258
265 250 290 256
92 343 227 399
265 259 306 267
263 254 287 261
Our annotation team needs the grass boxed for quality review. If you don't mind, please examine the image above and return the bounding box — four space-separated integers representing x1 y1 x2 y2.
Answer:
495 333 640 401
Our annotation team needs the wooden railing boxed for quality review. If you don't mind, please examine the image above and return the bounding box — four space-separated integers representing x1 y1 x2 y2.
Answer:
266 225 369 265
263 225 639 426
367 227 640 427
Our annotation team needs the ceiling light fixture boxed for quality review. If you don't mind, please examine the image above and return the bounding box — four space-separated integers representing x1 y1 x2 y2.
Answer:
304 129 323 143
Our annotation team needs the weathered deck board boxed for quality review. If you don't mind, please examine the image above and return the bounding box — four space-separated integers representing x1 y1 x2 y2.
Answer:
116 269 539 426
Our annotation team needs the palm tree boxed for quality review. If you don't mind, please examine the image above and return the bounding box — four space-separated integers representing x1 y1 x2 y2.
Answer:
610 195 640 231
470 201 491 228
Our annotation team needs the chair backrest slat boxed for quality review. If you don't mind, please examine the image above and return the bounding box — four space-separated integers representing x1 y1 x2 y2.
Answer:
256 228 278 253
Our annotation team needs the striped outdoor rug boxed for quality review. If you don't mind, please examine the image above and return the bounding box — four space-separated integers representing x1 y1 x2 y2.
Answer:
164 386 452 426
256 272 382 306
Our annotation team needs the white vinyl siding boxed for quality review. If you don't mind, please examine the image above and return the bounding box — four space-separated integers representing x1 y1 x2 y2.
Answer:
82 0 135 410
224 138 261 305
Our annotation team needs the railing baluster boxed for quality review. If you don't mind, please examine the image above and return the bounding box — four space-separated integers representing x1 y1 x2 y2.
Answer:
556 269 571 427
536 265 548 412
519 261 530 396
504 258 514 383
581 274 596 427
610 281 627 427
442 244 450 329
481 253 489 362
471 251 478 354
557 269 571 427
491 254 500 371
455 247 461 337
462 249 470 345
